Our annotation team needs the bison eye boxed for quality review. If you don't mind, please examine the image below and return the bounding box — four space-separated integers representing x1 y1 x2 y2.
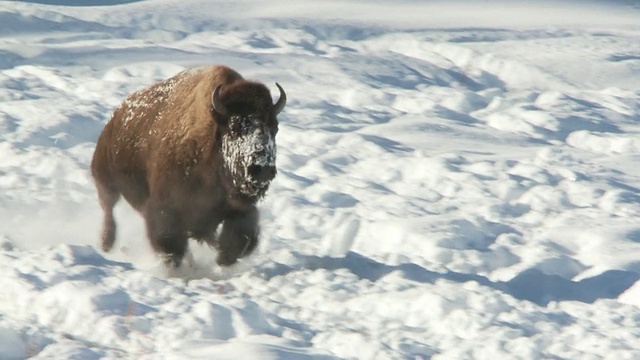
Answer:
267 117 278 135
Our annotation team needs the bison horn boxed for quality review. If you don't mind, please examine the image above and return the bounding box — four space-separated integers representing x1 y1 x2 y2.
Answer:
273 83 286 115
212 85 229 116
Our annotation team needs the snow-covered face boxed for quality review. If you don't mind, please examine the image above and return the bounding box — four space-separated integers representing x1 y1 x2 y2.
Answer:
222 113 277 199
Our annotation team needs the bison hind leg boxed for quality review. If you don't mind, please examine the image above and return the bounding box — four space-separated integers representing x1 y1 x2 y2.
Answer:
102 215 117 253
96 182 120 252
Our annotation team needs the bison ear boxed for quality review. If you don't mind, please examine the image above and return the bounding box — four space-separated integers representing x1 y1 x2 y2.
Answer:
212 85 229 116
273 83 286 115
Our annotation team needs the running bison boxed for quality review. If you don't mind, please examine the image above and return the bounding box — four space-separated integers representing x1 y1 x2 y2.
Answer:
91 65 286 269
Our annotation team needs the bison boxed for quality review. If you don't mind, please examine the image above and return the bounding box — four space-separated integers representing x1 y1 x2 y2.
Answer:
91 65 286 270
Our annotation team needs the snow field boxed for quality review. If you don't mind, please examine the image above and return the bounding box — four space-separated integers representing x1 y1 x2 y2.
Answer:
2 242 640 359
1 0 640 359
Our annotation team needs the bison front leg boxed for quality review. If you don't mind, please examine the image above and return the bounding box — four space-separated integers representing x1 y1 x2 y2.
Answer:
144 204 189 269
217 207 259 266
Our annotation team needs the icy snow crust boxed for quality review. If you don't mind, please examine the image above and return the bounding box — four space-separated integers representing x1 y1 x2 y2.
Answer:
1 0 640 359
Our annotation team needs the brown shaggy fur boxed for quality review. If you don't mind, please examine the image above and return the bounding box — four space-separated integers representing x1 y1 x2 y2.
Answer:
91 65 283 268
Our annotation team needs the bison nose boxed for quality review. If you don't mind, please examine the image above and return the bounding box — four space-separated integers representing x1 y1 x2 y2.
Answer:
248 164 277 182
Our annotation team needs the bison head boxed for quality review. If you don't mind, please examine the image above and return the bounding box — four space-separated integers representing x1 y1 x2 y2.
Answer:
213 82 286 200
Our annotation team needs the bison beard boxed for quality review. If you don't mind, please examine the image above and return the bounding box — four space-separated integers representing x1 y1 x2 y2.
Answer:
91 65 285 270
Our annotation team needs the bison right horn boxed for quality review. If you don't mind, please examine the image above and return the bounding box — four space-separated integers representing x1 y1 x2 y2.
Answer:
273 83 286 115
212 85 229 116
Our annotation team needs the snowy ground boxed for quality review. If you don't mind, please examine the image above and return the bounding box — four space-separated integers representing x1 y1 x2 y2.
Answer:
1 0 640 359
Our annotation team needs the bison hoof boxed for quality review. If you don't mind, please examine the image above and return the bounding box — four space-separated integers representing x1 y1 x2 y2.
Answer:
216 253 239 267
101 237 115 252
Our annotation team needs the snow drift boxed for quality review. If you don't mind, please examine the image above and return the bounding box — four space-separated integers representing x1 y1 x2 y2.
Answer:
1 0 640 358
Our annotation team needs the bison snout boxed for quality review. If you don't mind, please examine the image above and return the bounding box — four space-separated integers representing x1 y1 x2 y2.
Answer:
248 164 277 182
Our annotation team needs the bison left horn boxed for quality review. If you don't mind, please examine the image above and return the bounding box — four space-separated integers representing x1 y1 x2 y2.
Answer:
273 83 286 115
212 85 229 116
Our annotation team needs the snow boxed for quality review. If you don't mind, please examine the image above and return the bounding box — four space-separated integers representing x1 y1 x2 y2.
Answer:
1 0 640 358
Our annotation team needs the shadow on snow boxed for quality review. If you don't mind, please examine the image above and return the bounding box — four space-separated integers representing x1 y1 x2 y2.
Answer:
263 251 639 307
